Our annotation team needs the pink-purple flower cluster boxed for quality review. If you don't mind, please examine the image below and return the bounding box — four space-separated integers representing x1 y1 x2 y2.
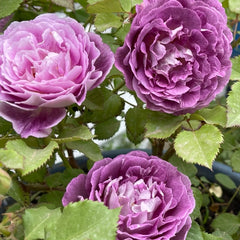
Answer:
0 14 114 138
62 151 195 240
115 0 232 115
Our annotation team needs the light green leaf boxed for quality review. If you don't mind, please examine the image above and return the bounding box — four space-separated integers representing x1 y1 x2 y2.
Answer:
229 0 240 14
231 149 240 172
23 206 61 240
227 81 240 127
95 118 120 140
95 13 122 32
114 23 131 42
66 140 103 161
174 125 223 168
126 108 147 144
119 0 131 11
0 168 11 195
215 173 237 189
191 106 227 127
0 149 23 169
6 140 58 175
58 125 94 143
46 200 120 240
211 213 240 235
0 0 23 18
145 111 184 139
51 0 74 9
87 0 123 13
230 56 240 80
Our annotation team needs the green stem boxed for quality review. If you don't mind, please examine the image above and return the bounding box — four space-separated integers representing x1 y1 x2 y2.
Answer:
151 139 165 158
162 144 175 161
58 144 72 169
223 185 240 213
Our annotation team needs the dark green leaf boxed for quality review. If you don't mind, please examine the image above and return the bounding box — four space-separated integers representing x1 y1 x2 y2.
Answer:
211 213 240 235
126 108 147 144
66 140 103 161
215 173 237 189
95 118 120 140
145 111 184 139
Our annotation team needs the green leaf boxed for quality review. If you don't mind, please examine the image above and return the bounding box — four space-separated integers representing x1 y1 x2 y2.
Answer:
95 118 120 140
0 149 23 169
145 111 184 139
0 0 23 18
0 168 11 195
39 191 64 208
190 187 202 220
87 0 123 13
186 221 203 240
95 13 122 32
230 56 240 80
231 149 240 172
126 108 147 144
45 168 84 188
191 106 227 127
119 0 131 11
66 140 103 161
169 155 198 178
227 82 240 127
8 178 26 204
0 117 12 135
202 232 223 240
46 200 120 240
114 23 131 42
51 0 74 9
6 140 58 175
58 125 94 143
215 173 237 189
212 229 233 240
229 0 240 14
174 125 223 168
82 88 124 123
211 213 240 235
23 206 61 240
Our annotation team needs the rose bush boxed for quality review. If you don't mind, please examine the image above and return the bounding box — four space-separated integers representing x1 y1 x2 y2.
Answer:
115 0 232 115
62 150 195 240
0 13 114 138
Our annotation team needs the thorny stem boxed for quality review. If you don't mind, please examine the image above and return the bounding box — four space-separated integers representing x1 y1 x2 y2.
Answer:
22 183 65 192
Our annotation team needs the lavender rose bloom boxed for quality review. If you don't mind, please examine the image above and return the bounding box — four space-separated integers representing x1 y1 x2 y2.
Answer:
62 151 195 240
115 0 232 115
0 14 114 138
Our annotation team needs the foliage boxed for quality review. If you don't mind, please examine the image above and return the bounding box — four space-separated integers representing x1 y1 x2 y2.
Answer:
0 0 239 239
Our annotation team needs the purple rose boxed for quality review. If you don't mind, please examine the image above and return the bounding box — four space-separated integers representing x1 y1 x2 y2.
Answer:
115 0 232 115
62 151 195 240
0 14 114 138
